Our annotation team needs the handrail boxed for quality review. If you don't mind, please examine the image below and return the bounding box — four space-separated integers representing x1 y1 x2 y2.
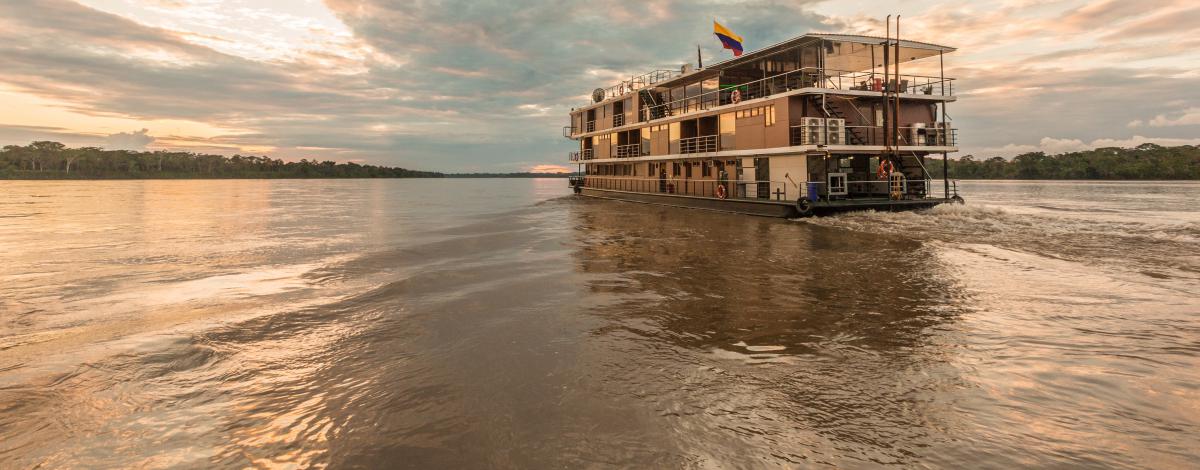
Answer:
582 175 802 201
789 124 957 147
615 143 641 158
593 69 682 104
638 66 955 122
582 175 953 201
569 149 593 161
678 135 718 154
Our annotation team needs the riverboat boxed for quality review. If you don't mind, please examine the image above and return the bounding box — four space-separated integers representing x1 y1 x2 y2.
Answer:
564 21 963 217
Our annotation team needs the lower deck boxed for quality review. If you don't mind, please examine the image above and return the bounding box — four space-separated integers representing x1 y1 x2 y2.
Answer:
578 186 948 218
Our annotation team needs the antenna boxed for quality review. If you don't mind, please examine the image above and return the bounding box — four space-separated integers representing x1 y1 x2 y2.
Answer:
697 44 703 69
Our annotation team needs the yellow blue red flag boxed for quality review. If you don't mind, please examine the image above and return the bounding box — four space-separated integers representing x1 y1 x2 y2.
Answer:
713 21 743 57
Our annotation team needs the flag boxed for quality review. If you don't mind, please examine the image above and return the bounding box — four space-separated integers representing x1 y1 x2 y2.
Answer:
713 21 743 57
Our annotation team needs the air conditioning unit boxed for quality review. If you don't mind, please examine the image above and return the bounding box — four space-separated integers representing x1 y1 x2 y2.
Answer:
825 118 846 145
802 117 825 145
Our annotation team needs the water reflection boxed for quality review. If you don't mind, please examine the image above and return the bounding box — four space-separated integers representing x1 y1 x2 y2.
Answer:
568 198 979 466
1 180 1196 469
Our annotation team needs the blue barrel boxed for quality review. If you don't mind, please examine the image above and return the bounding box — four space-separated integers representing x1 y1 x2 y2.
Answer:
806 182 819 201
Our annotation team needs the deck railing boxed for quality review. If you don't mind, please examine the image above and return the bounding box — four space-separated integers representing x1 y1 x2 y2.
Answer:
637 66 954 123
789 125 958 147
581 176 960 202
569 149 594 162
613 114 625 127
615 144 642 158
583 176 801 201
594 69 682 104
679 135 718 154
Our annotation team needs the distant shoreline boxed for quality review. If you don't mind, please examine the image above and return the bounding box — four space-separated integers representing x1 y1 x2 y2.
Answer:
0 173 575 180
1 141 581 180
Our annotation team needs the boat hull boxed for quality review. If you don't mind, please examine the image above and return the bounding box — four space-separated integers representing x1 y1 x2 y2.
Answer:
579 188 945 218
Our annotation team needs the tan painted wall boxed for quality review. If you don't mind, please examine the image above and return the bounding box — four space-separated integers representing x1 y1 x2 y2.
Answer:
770 155 808 193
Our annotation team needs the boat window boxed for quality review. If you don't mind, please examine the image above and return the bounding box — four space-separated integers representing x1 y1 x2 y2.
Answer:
719 112 736 150
640 127 651 155
669 122 680 154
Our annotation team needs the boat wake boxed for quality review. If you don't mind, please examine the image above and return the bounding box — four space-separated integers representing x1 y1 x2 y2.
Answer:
799 202 1200 282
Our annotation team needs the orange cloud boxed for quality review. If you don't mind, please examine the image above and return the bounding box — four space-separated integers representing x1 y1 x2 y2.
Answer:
529 164 571 173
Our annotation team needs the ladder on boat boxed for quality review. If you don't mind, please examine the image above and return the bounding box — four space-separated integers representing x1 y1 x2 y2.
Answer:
820 98 867 145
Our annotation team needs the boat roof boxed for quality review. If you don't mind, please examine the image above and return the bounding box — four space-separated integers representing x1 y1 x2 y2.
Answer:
651 32 954 89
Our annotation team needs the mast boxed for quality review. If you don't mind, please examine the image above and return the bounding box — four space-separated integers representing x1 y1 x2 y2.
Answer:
882 15 890 159
940 49 949 198
893 16 901 161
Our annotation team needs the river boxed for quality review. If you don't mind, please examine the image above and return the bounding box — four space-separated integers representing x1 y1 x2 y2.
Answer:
1 179 1197 468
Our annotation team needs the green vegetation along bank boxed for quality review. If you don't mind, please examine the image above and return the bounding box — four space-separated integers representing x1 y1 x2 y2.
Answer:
923 144 1199 180
1 142 443 179
4 141 1196 180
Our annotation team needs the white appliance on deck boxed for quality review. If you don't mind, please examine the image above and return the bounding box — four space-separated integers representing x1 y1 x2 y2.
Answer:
825 118 846 145
909 122 927 146
801 117 825 145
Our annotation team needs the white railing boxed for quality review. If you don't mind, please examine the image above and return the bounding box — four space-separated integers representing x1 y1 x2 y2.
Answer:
568 149 594 162
789 124 957 147
639 66 954 122
582 176 963 201
615 144 642 158
582 176 802 201
679 135 718 154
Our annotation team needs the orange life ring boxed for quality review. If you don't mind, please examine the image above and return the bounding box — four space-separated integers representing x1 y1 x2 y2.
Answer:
731 89 742 104
877 159 895 179
715 184 727 199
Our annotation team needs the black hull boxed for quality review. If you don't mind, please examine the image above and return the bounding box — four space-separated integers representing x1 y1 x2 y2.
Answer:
579 188 946 218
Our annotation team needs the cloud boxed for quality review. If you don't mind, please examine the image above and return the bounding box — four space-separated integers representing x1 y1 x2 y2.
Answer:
529 164 571 173
1128 108 1200 128
104 128 155 150
0 0 1197 171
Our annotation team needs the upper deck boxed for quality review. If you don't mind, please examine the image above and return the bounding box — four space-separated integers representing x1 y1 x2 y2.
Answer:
566 33 956 138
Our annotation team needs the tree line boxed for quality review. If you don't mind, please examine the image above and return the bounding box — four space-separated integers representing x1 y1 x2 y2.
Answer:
4 141 1195 180
923 143 1199 180
0 141 444 179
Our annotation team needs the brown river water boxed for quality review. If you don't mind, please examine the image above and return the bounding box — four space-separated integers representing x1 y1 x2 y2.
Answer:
1 179 1197 468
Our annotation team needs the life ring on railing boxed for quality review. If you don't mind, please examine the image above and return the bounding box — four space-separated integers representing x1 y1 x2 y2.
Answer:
731 89 742 104
715 184 727 199
877 159 895 179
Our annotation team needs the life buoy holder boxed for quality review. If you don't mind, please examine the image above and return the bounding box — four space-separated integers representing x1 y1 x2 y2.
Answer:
715 184 727 199
731 89 742 104
877 159 895 179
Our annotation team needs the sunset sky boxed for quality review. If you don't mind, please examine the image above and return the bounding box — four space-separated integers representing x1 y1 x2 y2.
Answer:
1 0 1197 172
